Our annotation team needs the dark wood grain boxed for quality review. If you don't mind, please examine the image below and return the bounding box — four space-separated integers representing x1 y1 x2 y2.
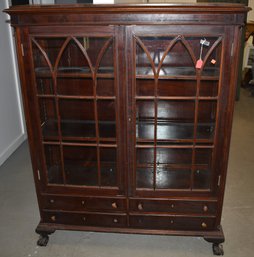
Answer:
4 3 248 253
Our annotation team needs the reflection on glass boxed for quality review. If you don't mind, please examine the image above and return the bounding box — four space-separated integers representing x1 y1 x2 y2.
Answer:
59 99 96 139
156 168 191 189
39 98 58 140
136 100 155 140
97 100 116 139
44 145 63 184
64 146 98 186
197 101 217 139
100 148 117 186
157 100 195 140
136 148 154 188
57 78 93 96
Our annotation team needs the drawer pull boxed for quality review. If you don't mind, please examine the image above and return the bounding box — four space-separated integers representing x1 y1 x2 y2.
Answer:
50 199 54 204
113 218 118 223
203 205 208 212
170 220 174 224
201 222 207 228
138 203 143 211
171 204 175 208
51 216 56 222
81 201 85 206
112 202 118 209
83 217 86 222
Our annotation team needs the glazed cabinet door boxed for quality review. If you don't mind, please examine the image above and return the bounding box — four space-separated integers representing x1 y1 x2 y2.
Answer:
127 25 228 197
26 26 126 195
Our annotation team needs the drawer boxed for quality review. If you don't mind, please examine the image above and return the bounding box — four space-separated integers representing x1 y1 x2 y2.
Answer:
42 211 127 228
42 195 126 212
129 198 217 214
129 214 216 231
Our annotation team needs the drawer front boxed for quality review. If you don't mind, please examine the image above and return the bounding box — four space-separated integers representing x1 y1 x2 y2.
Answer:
42 195 126 212
129 198 217 214
42 211 127 228
130 215 216 231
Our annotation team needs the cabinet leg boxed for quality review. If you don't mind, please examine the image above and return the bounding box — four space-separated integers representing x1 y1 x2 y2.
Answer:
35 225 55 247
204 225 225 256
37 234 49 246
212 243 224 256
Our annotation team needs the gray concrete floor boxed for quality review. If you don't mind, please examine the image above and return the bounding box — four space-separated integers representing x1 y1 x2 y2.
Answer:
0 88 253 257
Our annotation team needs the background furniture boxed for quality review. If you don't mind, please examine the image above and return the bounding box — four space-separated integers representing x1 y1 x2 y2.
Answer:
4 3 249 255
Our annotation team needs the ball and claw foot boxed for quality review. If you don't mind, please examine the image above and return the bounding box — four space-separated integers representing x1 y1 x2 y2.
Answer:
37 234 49 247
213 243 224 256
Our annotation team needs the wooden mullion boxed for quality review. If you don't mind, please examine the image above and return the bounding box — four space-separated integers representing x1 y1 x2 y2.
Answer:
93 76 101 187
191 70 201 190
153 76 158 191
53 74 66 185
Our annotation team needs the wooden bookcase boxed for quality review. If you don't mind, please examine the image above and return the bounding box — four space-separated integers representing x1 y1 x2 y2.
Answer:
4 3 249 255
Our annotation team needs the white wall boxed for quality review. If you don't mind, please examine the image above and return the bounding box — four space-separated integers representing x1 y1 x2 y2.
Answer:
0 0 26 166
248 0 254 22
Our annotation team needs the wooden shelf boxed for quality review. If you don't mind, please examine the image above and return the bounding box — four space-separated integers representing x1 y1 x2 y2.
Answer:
42 119 116 142
136 120 215 141
136 67 220 80
35 67 114 78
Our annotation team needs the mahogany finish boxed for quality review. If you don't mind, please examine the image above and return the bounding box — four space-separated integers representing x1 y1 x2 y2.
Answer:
4 3 249 255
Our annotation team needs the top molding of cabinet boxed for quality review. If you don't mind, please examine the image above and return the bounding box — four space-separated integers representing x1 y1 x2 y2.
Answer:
4 3 250 27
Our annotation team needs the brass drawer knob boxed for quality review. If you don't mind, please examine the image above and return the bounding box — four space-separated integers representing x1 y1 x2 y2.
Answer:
50 199 54 204
81 201 85 206
113 218 118 223
203 205 208 212
83 217 86 222
112 202 118 209
170 220 174 224
171 204 174 208
138 203 143 211
201 222 207 228
51 216 56 222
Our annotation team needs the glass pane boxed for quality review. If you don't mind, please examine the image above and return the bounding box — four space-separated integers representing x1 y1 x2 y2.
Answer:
156 168 191 189
136 39 155 76
36 78 54 95
160 40 195 76
158 80 196 97
136 148 154 189
97 39 114 74
187 37 221 77
137 168 154 189
97 100 116 139
57 38 91 74
157 100 195 140
136 100 154 140
39 98 58 140
32 37 65 76
44 145 63 184
100 148 117 186
136 79 154 96
57 78 93 96
59 99 95 139
193 169 211 189
63 146 98 186
136 36 195 77
203 42 221 77
199 80 218 97
195 148 213 165
197 101 217 139
156 148 192 166
97 78 115 96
